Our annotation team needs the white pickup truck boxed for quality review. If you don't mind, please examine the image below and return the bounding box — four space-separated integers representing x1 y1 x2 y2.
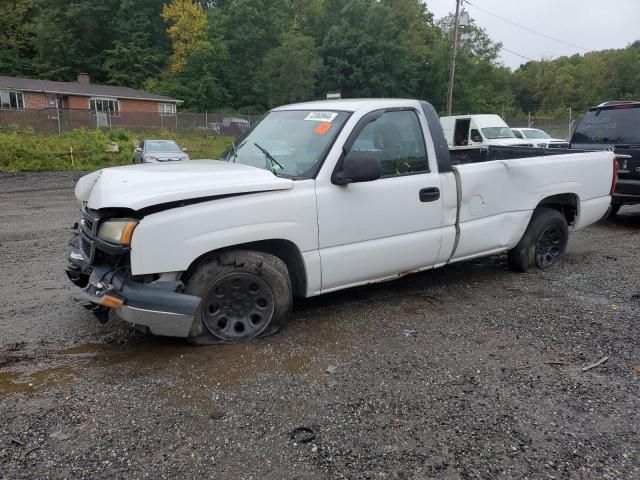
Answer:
66 99 617 344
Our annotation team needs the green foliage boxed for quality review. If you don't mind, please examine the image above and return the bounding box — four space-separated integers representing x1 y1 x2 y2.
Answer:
32 0 120 82
0 128 233 172
0 0 638 116
515 42 640 114
103 0 170 88
257 33 322 108
0 0 40 76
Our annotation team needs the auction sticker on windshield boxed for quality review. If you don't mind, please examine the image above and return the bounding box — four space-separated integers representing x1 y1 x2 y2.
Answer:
305 111 339 123
314 122 333 135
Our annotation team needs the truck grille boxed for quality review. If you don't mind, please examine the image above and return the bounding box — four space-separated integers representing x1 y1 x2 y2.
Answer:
80 208 98 264
81 235 94 262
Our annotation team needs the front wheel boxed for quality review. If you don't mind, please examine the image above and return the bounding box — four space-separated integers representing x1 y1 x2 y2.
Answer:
508 207 568 273
184 250 292 345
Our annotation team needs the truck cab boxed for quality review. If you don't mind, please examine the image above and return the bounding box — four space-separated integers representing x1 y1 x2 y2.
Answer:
440 114 533 149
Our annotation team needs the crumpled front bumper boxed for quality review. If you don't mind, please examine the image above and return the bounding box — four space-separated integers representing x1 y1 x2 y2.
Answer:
65 234 200 338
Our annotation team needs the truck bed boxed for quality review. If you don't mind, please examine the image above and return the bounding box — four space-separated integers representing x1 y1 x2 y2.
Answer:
447 149 614 263
449 145 583 165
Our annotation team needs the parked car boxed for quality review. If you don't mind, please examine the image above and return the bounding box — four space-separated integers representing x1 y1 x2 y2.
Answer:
440 114 534 148
569 101 640 215
198 122 222 134
511 128 569 148
222 116 251 130
133 139 190 164
66 99 617 344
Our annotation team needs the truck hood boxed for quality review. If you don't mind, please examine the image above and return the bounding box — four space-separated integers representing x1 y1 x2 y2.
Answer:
76 160 294 211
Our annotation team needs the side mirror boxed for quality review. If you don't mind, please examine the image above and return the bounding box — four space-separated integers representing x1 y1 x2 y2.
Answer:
332 152 382 185
181 147 188 152
135 147 142 152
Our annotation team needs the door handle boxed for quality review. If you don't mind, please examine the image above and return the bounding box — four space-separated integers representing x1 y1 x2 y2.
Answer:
419 187 440 202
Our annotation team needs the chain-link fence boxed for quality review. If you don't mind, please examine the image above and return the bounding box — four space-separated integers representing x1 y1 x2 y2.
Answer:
0 107 582 142
504 116 577 140
0 108 261 135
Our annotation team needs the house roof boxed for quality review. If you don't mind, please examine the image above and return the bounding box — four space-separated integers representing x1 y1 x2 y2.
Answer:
0 75 181 103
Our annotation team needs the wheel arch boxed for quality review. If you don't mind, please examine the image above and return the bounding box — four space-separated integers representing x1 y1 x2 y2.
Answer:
182 239 308 298
536 193 579 227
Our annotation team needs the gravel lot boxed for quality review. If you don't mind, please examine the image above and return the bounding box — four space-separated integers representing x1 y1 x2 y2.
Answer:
1 172 639 479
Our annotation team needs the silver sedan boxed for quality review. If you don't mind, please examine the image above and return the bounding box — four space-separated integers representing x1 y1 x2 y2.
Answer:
133 139 190 164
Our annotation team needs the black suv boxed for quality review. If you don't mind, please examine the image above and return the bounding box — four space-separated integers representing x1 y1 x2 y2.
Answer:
570 101 640 215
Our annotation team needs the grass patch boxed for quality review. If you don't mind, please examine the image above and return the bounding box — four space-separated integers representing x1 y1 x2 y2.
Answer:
0 125 234 172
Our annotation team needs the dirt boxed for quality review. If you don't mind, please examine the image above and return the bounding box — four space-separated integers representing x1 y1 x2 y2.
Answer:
1 173 639 479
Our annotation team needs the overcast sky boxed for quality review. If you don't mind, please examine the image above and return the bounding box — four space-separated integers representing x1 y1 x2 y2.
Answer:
426 0 640 69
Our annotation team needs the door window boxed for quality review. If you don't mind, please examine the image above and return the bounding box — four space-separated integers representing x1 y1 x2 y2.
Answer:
351 110 429 177
470 129 483 143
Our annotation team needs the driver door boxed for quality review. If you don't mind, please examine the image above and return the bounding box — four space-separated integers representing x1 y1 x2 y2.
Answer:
315 109 444 292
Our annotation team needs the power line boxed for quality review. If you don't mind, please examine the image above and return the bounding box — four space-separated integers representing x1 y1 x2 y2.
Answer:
500 46 533 62
464 0 590 52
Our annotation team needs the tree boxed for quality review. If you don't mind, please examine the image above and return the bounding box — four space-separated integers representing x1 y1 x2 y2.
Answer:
162 0 209 73
257 33 323 107
0 0 41 76
31 0 120 81
211 0 292 110
103 0 171 88
321 0 438 99
436 14 515 114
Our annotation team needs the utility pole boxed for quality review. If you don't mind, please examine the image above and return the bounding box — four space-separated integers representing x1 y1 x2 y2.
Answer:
446 0 462 115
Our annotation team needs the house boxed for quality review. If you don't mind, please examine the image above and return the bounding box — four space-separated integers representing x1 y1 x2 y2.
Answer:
0 74 181 117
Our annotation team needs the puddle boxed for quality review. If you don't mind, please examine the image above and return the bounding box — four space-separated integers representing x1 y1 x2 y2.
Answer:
62 343 111 356
0 366 74 395
1 306 360 399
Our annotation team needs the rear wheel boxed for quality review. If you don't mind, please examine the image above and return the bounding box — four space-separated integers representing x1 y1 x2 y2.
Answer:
184 250 292 345
508 207 568 273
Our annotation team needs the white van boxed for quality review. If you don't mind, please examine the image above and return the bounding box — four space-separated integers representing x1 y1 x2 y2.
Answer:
440 114 533 149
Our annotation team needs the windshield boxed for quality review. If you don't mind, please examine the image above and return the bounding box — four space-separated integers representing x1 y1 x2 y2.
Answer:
572 107 640 145
220 110 350 178
146 140 182 152
481 127 516 139
523 129 551 139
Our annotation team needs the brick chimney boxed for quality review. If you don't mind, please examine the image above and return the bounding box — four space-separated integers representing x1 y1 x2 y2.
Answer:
77 73 90 85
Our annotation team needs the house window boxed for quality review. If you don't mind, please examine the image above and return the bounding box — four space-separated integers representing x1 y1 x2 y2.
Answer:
90 97 119 116
158 103 176 116
0 90 25 110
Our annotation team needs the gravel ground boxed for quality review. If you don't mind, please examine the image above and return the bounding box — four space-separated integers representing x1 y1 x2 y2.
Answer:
0 173 639 479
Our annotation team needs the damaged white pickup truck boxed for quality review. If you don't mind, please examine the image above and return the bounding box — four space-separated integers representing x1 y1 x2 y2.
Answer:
66 99 617 344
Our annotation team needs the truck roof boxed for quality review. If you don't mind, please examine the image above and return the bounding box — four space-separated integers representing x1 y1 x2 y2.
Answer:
272 98 420 113
440 114 508 129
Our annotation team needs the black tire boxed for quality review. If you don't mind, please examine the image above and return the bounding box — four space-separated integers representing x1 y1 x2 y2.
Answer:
608 204 622 218
508 207 568 273
184 249 292 345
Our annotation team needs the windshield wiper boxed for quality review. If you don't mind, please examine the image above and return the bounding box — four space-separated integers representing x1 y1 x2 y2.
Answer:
229 141 238 163
254 142 284 174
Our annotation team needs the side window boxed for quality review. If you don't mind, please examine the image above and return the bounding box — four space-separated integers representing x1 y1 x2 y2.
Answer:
470 129 482 142
513 130 523 139
351 110 429 177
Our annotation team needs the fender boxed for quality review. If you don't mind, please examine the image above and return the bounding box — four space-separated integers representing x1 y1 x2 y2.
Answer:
129 180 319 289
